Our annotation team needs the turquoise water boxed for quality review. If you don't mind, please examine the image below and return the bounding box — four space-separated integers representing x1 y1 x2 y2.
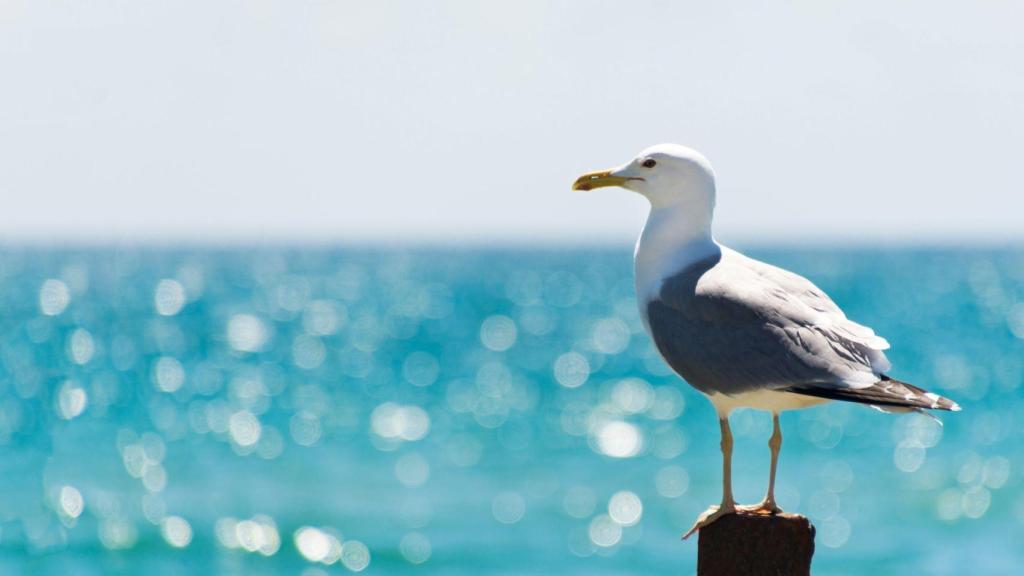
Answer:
0 247 1021 575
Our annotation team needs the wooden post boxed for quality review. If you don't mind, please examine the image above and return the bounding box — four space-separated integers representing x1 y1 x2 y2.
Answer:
697 511 815 576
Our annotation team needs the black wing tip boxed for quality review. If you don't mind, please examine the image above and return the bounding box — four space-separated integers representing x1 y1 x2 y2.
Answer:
881 375 962 412
788 375 962 412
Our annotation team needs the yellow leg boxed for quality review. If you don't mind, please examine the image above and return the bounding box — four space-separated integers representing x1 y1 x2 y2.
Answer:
722 415 736 506
741 412 784 514
683 415 737 539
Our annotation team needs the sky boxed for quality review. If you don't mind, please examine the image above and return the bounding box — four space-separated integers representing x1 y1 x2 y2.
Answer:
1 1 1022 245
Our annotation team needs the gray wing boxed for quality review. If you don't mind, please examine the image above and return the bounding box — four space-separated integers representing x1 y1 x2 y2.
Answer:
646 249 891 397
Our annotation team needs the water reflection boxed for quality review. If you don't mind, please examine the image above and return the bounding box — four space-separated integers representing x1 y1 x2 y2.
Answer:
0 247 1019 574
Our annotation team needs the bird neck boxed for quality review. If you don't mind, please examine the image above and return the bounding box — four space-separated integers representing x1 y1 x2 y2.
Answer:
634 200 718 303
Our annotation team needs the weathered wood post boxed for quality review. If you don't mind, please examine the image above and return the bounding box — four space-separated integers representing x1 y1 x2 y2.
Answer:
697 510 815 576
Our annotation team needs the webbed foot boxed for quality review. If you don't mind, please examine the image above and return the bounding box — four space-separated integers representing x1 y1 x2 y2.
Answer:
682 502 736 540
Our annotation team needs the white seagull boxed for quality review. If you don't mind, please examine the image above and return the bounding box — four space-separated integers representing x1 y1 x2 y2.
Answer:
572 144 960 539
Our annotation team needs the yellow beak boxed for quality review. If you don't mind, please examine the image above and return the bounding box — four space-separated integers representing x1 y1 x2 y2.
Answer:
572 169 632 192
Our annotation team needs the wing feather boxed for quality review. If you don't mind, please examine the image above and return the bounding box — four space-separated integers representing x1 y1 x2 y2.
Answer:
785 375 961 412
647 249 890 396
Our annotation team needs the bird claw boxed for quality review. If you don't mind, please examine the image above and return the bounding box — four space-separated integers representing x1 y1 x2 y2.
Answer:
737 500 783 515
682 502 736 540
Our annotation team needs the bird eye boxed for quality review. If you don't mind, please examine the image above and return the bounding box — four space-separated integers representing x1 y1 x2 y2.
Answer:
641 159 657 168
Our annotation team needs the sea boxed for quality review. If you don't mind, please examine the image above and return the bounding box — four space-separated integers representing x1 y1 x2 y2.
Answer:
0 246 1021 575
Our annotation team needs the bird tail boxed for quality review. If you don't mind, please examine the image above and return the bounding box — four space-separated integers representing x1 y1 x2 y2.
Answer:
785 375 961 413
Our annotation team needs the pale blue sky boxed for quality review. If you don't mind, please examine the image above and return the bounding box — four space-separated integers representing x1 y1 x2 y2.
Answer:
1 1 1022 243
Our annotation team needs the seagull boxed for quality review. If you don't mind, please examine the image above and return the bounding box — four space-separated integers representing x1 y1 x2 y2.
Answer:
572 144 960 539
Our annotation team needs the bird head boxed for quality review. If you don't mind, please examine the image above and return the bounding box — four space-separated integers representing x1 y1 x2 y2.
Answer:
572 144 716 211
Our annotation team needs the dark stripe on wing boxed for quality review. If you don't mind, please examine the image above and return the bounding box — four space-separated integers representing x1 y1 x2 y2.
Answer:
785 375 961 411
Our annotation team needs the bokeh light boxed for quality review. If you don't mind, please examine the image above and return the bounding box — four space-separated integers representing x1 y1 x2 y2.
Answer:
0 248 1017 574
154 279 186 316
39 279 70 316
399 532 432 565
492 491 526 525
161 516 193 548
607 491 643 526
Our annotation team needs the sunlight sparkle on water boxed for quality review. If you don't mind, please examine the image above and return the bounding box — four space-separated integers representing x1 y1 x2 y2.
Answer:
553 352 590 388
400 532 432 565
68 329 95 365
227 314 270 352
58 486 84 520
608 491 643 526
154 279 186 316
481 315 518 352
654 465 689 498
217 515 281 556
341 540 371 572
588 514 622 548
594 420 643 458
99 519 138 550
39 279 70 316
153 357 186 393
229 410 262 447
160 516 193 548
371 403 430 442
294 526 343 564
56 381 88 420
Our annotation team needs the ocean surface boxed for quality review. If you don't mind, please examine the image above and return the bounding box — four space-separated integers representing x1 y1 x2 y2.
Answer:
0 246 1021 575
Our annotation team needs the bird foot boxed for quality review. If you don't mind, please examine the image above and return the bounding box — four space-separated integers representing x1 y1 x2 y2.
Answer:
738 499 783 515
682 502 736 540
